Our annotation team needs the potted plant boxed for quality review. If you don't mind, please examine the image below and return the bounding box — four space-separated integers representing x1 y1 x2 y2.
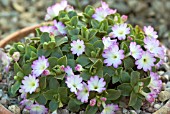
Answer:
0 0 167 113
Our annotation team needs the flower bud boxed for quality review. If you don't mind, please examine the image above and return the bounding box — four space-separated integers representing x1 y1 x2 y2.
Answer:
97 101 101 107
90 98 96 106
60 65 65 72
75 64 84 71
42 69 50 76
121 15 128 22
12 52 20 62
100 97 107 102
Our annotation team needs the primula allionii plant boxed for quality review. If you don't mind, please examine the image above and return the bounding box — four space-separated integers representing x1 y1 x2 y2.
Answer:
3 0 166 113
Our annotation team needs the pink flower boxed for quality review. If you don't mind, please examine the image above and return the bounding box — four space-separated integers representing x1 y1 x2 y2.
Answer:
101 104 119 114
29 104 48 114
87 76 106 93
121 15 128 22
19 87 27 99
110 23 130 40
90 98 96 106
64 66 74 76
102 37 117 49
39 26 55 34
92 1 116 22
0 49 11 72
129 42 143 59
65 75 83 94
45 0 68 20
135 51 156 72
20 99 34 109
42 70 50 76
31 56 49 77
143 26 158 39
102 44 124 68
21 75 39 94
77 82 89 103
100 97 107 102
53 20 67 35
70 39 85 56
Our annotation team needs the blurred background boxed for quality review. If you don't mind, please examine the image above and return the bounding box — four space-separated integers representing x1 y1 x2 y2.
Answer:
0 0 170 48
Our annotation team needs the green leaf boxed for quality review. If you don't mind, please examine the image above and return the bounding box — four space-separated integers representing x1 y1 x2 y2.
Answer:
51 47 63 58
48 57 58 68
80 70 91 81
36 94 47 105
85 105 98 114
76 55 90 66
27 93 40 99
14 62 23 75
112 75 119 84
49 100 59 112
91 19 99 29
120 71 130 83
69 16 78 27
84 5 95 17
57 55 67 66
11 81 21 95
90 59 103 77
39 76 46 90
131 71 140 86
140 77 151 87
131 98 142 110
40 32 50 43
68 11 77 18
37 48 52 57
104 89 121 100
22 63 32 75
104 74 111 87
67 59 76 69
123 57 135 70
85 43 95 56
128 91 137 106
117 83 132 96
68 98 80 112
68 29 80 36
89 29 97 40
55 36 68 47
120 41 129 54
103 66 115 76
49 77 60 89
43 89 58 100
58 87 68 104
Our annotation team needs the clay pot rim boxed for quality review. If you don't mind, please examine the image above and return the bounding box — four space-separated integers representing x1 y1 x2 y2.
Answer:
0 21 52 48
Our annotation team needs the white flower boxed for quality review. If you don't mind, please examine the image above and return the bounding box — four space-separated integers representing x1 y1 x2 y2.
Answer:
110 23 130 40
21 75 39 94
101 104 119 114
102 37 117 49
70 39 85 56
65 75 83 94
77 82 89 103
129 42 143 59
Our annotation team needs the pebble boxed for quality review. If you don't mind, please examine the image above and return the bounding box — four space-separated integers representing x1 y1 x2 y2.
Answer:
8 105 21 114
129 110 137 114
153 104 162 109
60 109 69 114
22 108 30 114
0 89 3 98
79 111 85 114
158 91 170 102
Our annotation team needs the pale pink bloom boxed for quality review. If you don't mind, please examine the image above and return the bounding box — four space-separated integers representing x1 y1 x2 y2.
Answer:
29 104 48 114
87 76 106 93
92 1 116 22
102 37 117 49
65 75 83 94
21 75 39 94
129 42 143 59
20 99 34 109
110 23 130 40
53 20 67 35
70 39 85 56
143 26 158 39
39 26 55 34
19 87 27 99
45 0 68 20
135 51 156 72
64 66 74 76
101 104 119 114
42 69 50 76
102 45 124 68
77 82 89 103
12 52 20 62
0 49 11 72
31 56 49 77
90 98 96 106
100 97 107 102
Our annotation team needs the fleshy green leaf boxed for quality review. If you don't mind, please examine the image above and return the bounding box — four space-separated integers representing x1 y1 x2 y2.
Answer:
10 81 21 95
131 71 140 86
68 98 80 112
76 55 90 66
58 87 68 104
49 100 59 112
117 83 132 96
85 105 98 114
55 36 68 47
123 57 135 70
40 32 50 43
128 91 137 106
57 55 67 66
49 77 60 89
104 89 121 100
36 94 47 105
39 76 46 90
120 71 130 83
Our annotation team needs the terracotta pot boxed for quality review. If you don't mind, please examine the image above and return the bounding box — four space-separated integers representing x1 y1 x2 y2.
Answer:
0 21 52 48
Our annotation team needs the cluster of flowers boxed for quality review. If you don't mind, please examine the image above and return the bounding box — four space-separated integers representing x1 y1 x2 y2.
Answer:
65 66 119 113
0 0 167 114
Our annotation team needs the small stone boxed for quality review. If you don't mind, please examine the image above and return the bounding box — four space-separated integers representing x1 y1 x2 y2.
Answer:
158 91 170 102
158 71 164 75
0 89 3 98
61 109 69 114
129 110 137 114
8 105 21 114
79 111 85 114
154 103 162 109
122 108 128 113
153 99 170 114
146 107 154 113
